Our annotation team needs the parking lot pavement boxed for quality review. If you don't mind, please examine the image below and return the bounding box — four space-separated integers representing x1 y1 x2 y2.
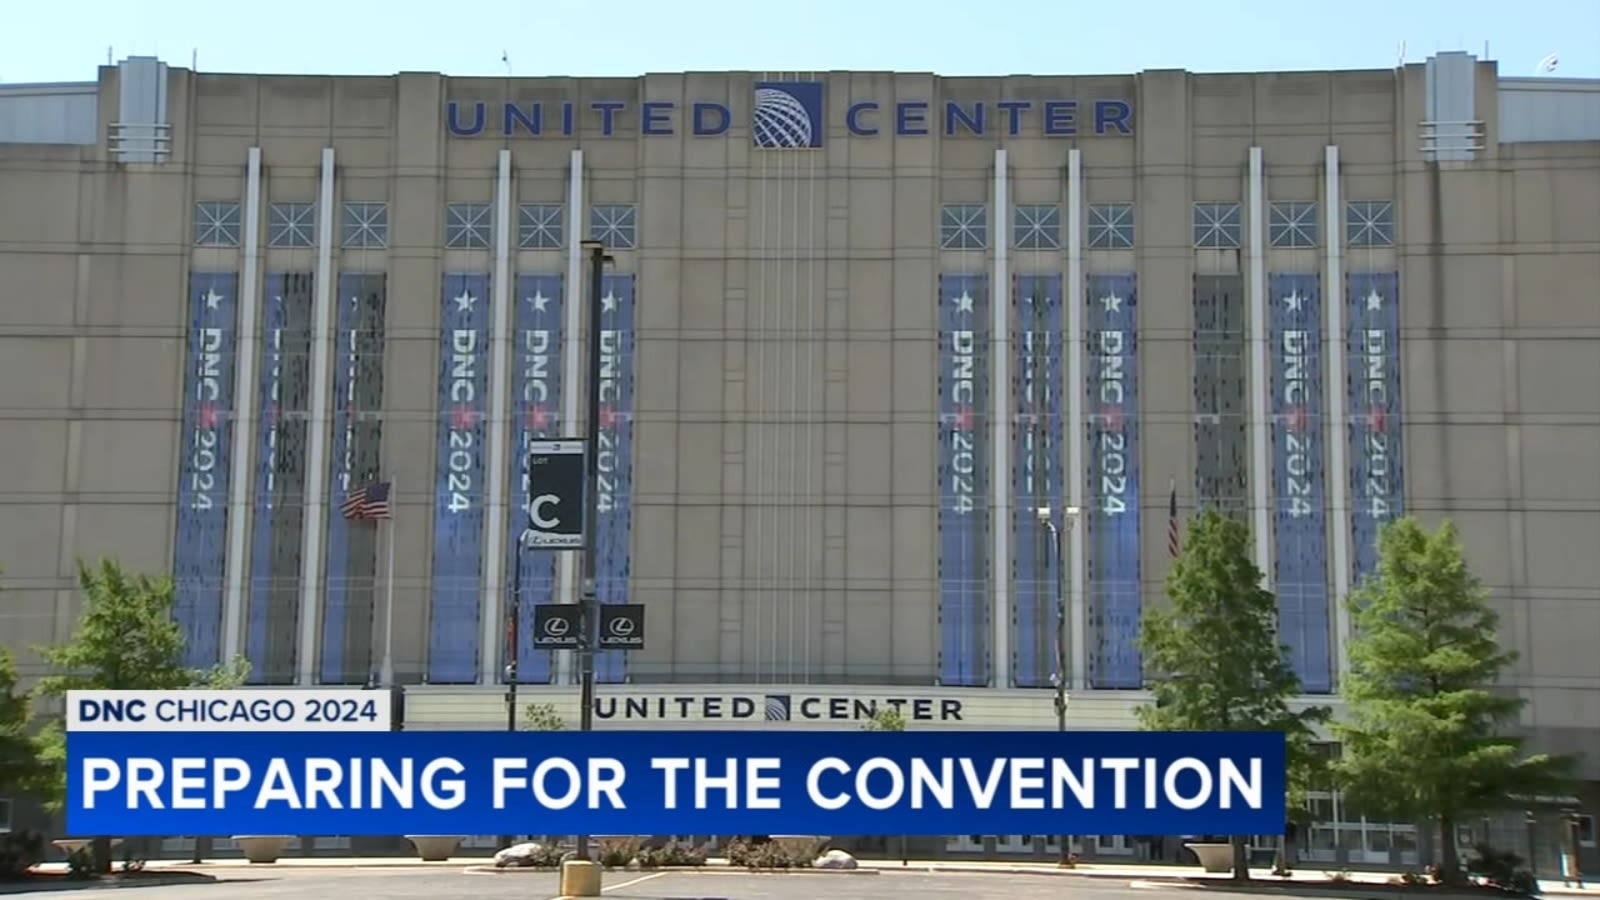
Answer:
2 867 1342 900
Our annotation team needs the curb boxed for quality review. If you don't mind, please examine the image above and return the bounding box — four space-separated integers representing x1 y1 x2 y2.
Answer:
2 873 219 894
465 864 879 876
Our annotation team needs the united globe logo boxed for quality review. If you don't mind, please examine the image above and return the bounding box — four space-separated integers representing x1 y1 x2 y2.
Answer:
751 81 823 149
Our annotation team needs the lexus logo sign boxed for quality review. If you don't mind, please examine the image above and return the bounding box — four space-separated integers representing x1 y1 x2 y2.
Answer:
523 440 586 549
531 604 580 650
597 604 646 651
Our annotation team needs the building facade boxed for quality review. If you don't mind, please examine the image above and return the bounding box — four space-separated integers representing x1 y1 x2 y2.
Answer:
1 53 1597 865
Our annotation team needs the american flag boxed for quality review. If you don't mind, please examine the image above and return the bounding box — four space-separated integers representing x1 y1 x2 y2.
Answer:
341 480 392 520
1167 480 1181 558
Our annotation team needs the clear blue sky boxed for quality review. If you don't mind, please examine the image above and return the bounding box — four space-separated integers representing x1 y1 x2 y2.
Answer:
3 0 1596 83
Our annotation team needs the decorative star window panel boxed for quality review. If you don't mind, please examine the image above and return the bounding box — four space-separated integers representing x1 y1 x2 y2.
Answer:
940 204 988 250
1192 202 1241 249
1088 203 1136 250
589 204 637 250
1014 204 1061 250
445 203 492 249
341 202 389 249
1346 200 1395 247
267 202 315 248
1269 201 1319 248
193 201 241 247
518 203 563 249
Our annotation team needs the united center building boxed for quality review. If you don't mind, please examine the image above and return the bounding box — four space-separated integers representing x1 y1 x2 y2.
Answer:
1 53 1597 865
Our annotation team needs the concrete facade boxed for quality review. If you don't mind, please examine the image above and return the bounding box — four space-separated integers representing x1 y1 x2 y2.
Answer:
1 53 1597 812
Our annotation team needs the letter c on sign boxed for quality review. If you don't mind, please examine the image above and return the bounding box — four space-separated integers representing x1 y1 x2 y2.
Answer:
531 494 561 529
807 758 852 810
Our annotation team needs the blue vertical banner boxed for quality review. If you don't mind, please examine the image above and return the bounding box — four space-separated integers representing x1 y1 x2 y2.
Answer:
508 274 565 684
173 271 241 670
426 274 491 684
1011 274 1064 689
594 273 637 683
937 273 990 687
1346 272 1405 585
1085 274 1140 689
246 273 314 683
1270 274 1332 693
320 276 388 684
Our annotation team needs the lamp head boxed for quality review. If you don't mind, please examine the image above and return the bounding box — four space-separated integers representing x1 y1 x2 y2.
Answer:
1035 506 1052 523
1065 505 1081 519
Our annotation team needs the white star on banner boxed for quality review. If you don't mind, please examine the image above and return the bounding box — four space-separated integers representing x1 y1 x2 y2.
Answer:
1101 293 1123 312
1365 289 1384 311
204 289 224 310
454 291 477 312
1283 291 1306 312
528 291 550 312
601 291 619 313
954 291 975 314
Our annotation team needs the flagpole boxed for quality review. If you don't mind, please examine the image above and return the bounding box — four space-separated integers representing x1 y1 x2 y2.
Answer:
380 478 397 687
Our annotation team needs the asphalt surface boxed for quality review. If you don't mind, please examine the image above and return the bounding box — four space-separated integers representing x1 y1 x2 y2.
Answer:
5 867 1321 899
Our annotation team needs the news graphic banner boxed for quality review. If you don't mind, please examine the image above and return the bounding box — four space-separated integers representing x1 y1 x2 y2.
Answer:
66 691 1286 838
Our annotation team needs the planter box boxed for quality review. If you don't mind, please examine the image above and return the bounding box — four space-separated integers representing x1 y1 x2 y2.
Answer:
405 836 464 862
231 836 294 864
1184 842 1235 874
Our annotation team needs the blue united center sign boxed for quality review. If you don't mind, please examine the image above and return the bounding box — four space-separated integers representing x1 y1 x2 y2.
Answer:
446 80 1134 144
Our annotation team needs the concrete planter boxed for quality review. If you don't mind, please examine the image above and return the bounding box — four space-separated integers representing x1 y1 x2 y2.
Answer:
232 835 294 864
1184 842 1236 873
769 835 831 862
404 835 464 861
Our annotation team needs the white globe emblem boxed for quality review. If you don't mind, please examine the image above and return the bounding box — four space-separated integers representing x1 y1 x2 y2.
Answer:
752 87 814 148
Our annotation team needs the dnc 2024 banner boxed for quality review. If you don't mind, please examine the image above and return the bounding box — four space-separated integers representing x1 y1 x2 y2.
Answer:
65 691 1285 837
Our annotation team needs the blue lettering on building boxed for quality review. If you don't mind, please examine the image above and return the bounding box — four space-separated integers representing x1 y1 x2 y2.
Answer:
447 93 1133 139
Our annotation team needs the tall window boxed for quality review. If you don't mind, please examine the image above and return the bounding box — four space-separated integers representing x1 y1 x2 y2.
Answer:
1192 202 1241 249
939 203 987 250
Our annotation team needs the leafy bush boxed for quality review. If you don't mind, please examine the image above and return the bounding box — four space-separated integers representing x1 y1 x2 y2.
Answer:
65 847 98 881
635 841 706 869
1466 844 1540 896
725 838 809 870
598 845 632 868
0 830 45 880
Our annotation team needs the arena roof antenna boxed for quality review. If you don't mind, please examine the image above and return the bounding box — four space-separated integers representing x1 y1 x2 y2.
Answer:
502 50 512 76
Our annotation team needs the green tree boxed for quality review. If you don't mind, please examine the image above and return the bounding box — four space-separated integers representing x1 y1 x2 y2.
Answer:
520 701 565 731
1334 517 1575 883
1137 509 1331 880
31 559 251 872
861 706 907 732
0 649 47 799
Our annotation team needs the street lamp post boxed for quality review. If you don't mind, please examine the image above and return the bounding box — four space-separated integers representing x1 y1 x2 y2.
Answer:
500 523 532 850
1037 504 1080 866
574 239 612 865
